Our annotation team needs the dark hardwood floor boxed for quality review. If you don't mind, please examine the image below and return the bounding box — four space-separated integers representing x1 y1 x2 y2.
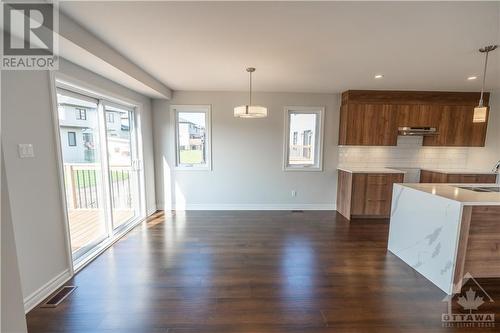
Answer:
26 211 500 332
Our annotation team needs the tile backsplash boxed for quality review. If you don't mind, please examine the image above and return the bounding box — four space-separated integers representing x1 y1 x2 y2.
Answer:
338 136 469 169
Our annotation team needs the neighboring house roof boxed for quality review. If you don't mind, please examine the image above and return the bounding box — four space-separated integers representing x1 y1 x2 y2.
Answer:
59 124 90 129
178 117 200 125
178 117 195 124
59 102 94 109
178 118 203 131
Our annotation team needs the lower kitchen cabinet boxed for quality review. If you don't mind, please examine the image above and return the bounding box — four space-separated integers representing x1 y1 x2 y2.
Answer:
420 170 497 183
337 170 405 220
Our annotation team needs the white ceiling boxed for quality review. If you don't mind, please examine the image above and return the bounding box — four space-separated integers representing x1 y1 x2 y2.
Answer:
60 1 500 93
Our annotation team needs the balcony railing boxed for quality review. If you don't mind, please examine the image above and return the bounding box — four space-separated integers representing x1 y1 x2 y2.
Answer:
64 163 133 210
289 144 312 161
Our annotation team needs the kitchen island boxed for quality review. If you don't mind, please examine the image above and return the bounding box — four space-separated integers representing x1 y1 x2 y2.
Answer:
388 183 500 294
336 167 405 220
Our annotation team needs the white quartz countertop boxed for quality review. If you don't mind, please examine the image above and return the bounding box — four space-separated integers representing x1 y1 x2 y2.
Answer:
399 183 500 205
337 167 406 174
421 168 497 175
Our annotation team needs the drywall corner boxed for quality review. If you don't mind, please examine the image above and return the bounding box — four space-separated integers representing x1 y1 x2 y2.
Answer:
1 151 28 333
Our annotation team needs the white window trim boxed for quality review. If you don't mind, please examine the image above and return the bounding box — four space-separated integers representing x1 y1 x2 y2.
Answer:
283 106 325 172
172 105 212 171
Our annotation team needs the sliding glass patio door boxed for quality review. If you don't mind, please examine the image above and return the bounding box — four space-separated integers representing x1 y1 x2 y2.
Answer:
55 87 141 262
56 90 109 259
103 103 140 231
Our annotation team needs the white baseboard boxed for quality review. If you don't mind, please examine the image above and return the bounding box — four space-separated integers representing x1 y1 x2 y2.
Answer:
23 269 72 313
157 203 336 211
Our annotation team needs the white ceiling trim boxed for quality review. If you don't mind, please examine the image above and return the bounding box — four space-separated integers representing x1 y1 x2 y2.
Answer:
58 12 172 99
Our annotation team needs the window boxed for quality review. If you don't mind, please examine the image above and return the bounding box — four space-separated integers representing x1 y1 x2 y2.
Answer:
284 107 324 171
82 132 94 162
68 131 77 146
106 112 114 123
173 105 211 170
82 132 93 144
76 108 87 120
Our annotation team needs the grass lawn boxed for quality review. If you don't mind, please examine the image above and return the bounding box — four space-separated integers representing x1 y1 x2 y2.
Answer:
68 169 130 188
180 150 204 164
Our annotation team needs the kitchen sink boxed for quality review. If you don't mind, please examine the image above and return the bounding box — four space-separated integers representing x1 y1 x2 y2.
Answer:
458 186 500 193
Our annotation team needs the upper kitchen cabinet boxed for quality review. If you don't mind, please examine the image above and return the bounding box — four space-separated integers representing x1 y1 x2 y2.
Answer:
422 104 489 146
339 102 398 146
338 90 489 147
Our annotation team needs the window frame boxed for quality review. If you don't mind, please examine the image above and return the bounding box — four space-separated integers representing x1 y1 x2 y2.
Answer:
68 131 77 147
172 105 212 171
76 108 87 120
283 106 325 172
106 112 115 123
82 132 93 144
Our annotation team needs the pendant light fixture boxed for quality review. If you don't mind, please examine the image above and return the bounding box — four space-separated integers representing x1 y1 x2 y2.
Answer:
473 45 498 123
234 67 268 118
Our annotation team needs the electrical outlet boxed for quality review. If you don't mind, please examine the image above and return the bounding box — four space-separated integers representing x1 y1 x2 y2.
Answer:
291 190 297 197
18 144 35 158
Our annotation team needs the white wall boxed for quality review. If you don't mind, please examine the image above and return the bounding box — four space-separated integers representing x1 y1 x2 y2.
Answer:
1 59 156 311
2 70 71 309
1 153 28 333
153 91 340 210
153 90 500 211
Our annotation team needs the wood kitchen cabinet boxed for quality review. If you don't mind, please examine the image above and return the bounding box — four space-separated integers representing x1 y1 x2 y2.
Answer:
337 169 405 220
396 104 434 128
420 170 497 183
339 103 398 146
422 105 489 147
338 90 489 147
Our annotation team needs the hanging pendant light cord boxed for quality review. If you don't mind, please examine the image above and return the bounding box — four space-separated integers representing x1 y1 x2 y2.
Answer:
477 45 498 107
249 70 253 106
479 50 489 107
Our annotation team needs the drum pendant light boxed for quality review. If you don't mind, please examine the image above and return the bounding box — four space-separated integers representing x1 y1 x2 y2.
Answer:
234 67 268 118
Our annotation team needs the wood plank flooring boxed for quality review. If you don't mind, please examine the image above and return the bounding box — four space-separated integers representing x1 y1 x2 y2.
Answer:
68 209 134 252
26 211 500 332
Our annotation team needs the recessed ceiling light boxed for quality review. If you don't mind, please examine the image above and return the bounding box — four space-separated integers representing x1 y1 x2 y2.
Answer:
467 76 478 80
374 74 384 79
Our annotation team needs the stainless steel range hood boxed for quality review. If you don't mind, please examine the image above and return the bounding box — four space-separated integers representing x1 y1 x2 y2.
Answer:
398 127 438 136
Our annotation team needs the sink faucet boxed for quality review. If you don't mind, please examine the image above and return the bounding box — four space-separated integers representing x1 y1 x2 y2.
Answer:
493 160 500 173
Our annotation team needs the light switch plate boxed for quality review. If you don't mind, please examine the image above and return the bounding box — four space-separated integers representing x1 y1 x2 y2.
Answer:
18 144 35 158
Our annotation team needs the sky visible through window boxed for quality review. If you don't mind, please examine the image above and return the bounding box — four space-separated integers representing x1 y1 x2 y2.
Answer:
290 113 316 133
179 112 206 127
